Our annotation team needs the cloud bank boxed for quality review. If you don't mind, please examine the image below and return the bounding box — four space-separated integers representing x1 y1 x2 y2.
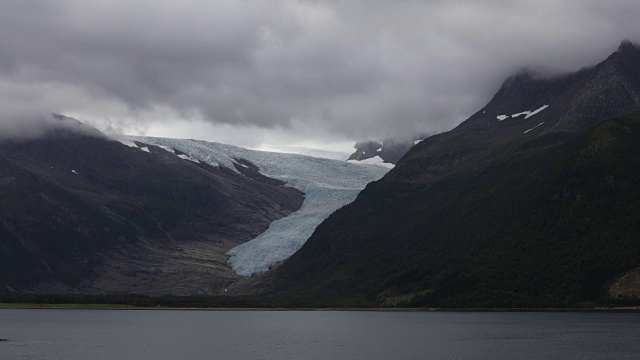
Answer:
1 0 640 146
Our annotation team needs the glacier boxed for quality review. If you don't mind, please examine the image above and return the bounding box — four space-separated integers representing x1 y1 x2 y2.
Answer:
253 145 351 161
131 136 389 276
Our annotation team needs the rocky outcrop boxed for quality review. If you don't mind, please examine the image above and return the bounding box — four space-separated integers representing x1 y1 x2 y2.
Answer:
347 138 425 165
610 267 640 298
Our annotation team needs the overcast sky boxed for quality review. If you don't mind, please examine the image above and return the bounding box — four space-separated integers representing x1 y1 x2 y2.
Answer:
1 0 640 150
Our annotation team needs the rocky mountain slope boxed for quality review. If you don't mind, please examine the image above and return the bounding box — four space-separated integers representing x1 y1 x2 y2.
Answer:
132 136 389 277
0 116 304 294
273 41 640 307
347 139 423 165
0 115 389 295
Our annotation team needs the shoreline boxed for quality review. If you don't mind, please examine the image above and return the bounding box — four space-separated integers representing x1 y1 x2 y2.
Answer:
1 303 640 312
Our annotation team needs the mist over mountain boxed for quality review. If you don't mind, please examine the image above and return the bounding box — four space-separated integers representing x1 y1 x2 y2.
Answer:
3 1 640 149
0 113 107 141
272 41 640 307
347 137 428 165
0 117 305 294
0 114 390 294
3 37 640 309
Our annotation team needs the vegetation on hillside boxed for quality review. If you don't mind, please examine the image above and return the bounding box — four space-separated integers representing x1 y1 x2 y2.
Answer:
274 110 640 308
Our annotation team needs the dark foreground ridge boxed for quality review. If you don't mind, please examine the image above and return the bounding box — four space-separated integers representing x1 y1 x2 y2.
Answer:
272 41 640 308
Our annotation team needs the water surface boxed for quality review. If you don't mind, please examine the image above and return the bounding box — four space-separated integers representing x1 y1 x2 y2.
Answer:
1 309 639 359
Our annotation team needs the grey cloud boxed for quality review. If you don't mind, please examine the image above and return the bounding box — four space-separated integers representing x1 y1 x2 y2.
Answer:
1 0 640 144
0 112 106 141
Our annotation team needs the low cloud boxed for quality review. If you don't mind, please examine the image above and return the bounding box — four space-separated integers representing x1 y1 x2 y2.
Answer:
1 0 640 145
0 112 106 141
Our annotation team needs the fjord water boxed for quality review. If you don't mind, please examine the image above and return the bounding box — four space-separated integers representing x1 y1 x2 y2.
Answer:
1 310 639 360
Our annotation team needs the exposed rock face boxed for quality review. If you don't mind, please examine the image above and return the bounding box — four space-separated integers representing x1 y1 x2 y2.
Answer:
348 141 385 161
0 120 303 295
610 267 640 298
347 138 424 165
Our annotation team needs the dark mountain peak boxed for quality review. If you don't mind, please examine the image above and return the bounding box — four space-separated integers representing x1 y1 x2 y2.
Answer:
46 113 106 139
600 40 640 70
347 136 428 164
457 40 640 136
347 140 384 161
618 39 637 53
0 113 107 144
606 39 640 66
273 42 640 307
501 68 538 88
352 42 639 167
392 39 640 185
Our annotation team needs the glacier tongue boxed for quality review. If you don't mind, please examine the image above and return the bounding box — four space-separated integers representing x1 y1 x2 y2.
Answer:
228 187 362 275
132 136 389 276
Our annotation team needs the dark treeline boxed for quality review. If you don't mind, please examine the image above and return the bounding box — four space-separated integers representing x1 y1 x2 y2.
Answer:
0 292 638 309
273 112 640 309
0 293 376 309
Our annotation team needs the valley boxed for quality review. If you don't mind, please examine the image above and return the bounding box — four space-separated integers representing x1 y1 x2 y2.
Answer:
2 42 640 309
0 119 388 295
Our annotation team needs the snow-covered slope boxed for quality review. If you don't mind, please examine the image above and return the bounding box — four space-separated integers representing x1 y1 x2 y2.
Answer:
346 155 395 169
132 136 389 276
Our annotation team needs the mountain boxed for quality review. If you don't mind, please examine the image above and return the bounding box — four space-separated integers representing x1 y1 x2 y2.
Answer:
347 137 426 165
272 41 640 307
0 116 389 295
132 136 390 278
0 116 304 294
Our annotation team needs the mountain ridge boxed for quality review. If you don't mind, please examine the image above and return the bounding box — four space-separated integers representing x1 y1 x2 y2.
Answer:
347 138 424 165
0 120 305 294
271 41 640 307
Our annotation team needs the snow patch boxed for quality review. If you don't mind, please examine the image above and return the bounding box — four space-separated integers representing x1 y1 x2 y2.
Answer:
116 139 154 153
346 156 395 169
511 105 549 119
524 122 545 134
498 105 549 122
71 170 78 174
131 136 389 276
511 104 549 119
413 139 423 145
376 147 382 152
157 145 175 153
118 140 139 148
177 154 200 163
524 104 549 119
